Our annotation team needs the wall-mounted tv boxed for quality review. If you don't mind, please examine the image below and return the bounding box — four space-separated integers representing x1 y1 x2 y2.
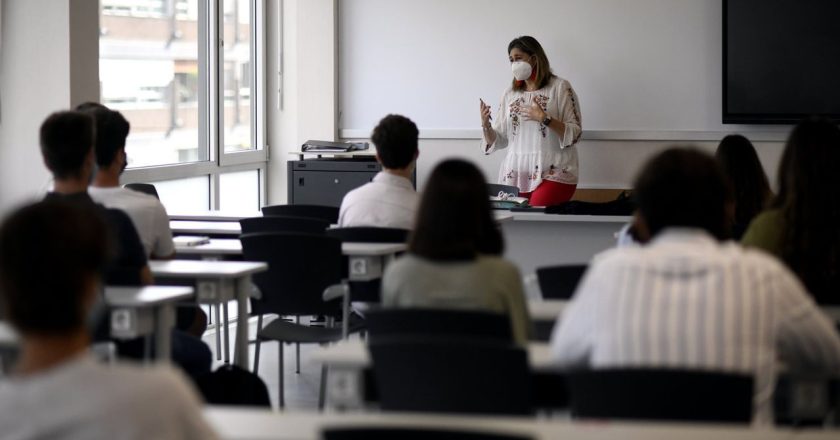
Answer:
723 0 840 124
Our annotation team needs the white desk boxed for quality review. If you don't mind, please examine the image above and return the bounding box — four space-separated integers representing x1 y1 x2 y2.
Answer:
105 286 194 362
170 220 242 236
205 407 804 440
176 238 244 257
528 299 566 322
0 321 18 349
149 260 267 368
169 211 260 222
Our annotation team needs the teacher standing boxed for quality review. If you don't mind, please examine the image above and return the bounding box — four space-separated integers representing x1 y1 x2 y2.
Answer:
480 36 582 206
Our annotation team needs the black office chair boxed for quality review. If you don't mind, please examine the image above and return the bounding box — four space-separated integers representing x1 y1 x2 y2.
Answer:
239 216 328 235
487 183 520 197
566 368 754 423
124 183 160 200
262 204 339 223
364 308 514 344
325 227 409 244
323 427 532 440
370 338 533 415
535 264 587 299
240 232 347 408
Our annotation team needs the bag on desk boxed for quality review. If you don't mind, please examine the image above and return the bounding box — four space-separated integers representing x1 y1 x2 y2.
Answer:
196 364 271 408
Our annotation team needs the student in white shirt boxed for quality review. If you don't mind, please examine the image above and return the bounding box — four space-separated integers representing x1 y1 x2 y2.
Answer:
0 200 217 440
77 102 175 260
550 148 840 424
338 114 419 229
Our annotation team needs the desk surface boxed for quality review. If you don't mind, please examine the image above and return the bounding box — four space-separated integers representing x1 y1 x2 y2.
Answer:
105 286 195 307
169 211 260 222
204 407 807 440
528 300 566 322
149 260 267 278
175 238 406 258
170 220 242 236
510 212 632 223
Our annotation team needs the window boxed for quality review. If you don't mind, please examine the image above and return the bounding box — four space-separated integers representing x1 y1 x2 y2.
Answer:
103 0 267 210
155 176 211 212
219 169 260 211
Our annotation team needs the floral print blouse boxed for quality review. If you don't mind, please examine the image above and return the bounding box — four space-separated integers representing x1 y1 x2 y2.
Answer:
483 76 582 192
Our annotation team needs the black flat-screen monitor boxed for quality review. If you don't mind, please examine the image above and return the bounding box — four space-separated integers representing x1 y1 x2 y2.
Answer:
723 0 840 124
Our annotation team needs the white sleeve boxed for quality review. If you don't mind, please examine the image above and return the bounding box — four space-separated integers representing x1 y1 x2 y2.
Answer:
556 80 582 148
550 264 600 368
482 90 510 154
152 202 176 258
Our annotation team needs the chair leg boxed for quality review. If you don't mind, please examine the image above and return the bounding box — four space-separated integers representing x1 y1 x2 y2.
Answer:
253 314 263 374
277 342 285 410
295 316 301 374
214 304 222 361
318 364 328 411
222 302 230 363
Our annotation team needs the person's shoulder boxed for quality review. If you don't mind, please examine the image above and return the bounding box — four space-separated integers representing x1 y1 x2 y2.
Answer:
742 209 783 250
477 255 520 274
105 362 201 404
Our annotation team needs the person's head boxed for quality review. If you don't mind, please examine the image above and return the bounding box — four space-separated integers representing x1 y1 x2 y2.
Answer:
715 134 772 237
371 114 419 171
39 111 95 182
0 200 109 336
508 36 555 91
409 159 503 260
633 147 732 241
76 102 131 173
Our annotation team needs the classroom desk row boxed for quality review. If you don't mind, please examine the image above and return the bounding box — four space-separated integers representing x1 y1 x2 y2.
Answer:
204 407 838 440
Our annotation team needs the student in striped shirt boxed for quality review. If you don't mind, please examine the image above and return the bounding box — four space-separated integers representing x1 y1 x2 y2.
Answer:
551 147 840 424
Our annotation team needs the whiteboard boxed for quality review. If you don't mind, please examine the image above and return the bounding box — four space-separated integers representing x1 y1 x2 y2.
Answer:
339 0 736 135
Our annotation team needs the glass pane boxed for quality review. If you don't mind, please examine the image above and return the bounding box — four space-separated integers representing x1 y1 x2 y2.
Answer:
100 0 206 168
154 175 210 211
222 0 253 153
219 170 260 211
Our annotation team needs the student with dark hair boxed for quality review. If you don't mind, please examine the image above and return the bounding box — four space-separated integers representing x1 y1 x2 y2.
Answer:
338 114 419 229
0 200 217 439
715 134 772 239
551 147 840 424
381 159 530 344
742 118 840 304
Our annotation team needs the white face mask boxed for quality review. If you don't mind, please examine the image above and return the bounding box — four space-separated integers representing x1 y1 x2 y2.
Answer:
511 61 533 81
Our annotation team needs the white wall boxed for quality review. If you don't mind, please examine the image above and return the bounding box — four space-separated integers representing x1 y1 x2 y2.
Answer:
0 0 99 215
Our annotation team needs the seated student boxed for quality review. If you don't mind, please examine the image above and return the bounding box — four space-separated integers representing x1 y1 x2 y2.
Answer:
79 102 175 260
715 134 772 240
381 159 531 344
338 114 419 229
742 119 840 304
39 111 211 377
550 148 840 424
0 200 218 439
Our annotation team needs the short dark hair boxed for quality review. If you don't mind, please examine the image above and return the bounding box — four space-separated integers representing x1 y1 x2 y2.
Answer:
76 102 131 167
371 114 419 169
634 147 732 240
0 200 109 334
715 134 772 238
409 159 503 260
39 111 95 179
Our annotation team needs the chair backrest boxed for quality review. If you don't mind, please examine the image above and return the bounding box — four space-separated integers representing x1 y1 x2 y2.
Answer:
535 264 587 299
487 183 519 197
239 216 328 235
261 204 339 223
325 227 409 244
567 369 754 423
124 183 160 200
322 427 532 440
370 338 533 416
364 308 514 343
240 232 343 316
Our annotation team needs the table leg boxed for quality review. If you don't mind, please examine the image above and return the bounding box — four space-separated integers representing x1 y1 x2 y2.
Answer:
155 304 174 363
233 275 251 369
214 304 222 361
341 282 350 339
223 300 230 364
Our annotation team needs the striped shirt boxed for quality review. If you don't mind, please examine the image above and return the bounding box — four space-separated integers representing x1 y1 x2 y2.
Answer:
551 228 840 424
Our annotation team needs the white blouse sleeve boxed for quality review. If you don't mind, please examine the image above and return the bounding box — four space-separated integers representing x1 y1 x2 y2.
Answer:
556 80 582 148
482 90 510 154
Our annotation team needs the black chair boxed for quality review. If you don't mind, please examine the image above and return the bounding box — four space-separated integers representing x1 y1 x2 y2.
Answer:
240 232 347 408
535 264 587 299
262 204 339 223
124 183 160 200
567 369 754 423
323 427 532 440
370 338 533 415
239 216 328 235
487 183 519 197
325 227 409 244
364 308 514 344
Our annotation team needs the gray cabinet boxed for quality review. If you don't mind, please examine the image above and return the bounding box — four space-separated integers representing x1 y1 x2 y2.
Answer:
287 159 382 207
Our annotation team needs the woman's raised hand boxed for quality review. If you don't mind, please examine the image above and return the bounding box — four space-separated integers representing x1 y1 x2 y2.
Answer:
480 99 493 128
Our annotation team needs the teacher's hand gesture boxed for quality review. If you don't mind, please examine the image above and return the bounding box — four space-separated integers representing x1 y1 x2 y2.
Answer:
480 99 493 128
522 102 547 123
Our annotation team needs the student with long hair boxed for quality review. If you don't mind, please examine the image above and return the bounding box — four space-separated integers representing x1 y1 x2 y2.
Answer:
743 118 840 304
715 134 773 239
381 159 531 344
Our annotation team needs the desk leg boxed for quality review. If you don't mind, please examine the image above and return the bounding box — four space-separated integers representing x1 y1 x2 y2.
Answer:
233 276 251 369
155 304 174 363
222 301 230 364
341 282 350 339
214 304 222 361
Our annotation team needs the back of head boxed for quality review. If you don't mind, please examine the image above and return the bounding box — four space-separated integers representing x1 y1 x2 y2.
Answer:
39 111 95 180
371 114 418 169
715 135 772 235
409 159 503 260
0 200 109 335
634 147 732 240
76 102 130 168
